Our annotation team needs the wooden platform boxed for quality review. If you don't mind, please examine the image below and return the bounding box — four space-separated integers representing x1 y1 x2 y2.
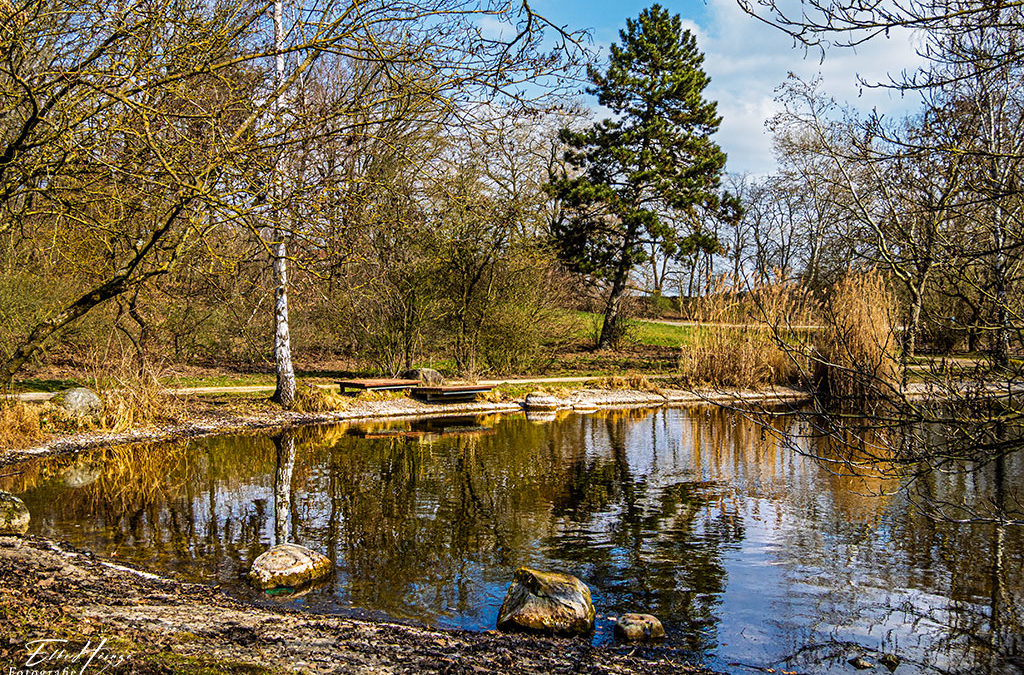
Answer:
336 378 419 394
410 384 493 403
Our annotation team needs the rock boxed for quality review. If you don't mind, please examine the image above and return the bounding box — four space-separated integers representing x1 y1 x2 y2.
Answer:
848 656 874 670
51 387 103 421
248 543 331 590
496 567 595 636
524 392 560 411
572 402 599 413
62 463 101 488
0 492 30 536
879 654 900 672
613 613 665 641
402 368 444 386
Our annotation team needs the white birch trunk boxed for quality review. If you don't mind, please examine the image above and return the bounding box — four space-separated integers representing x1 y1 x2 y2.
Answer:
271 0 296 407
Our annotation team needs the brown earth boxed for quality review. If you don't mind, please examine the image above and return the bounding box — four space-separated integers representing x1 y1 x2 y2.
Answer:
0 536 717 674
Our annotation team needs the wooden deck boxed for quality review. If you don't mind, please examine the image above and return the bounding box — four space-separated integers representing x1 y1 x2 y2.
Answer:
336 378 420 394
410 384 493 403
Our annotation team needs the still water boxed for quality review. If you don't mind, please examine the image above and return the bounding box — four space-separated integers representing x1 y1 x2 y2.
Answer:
4 406 1022 674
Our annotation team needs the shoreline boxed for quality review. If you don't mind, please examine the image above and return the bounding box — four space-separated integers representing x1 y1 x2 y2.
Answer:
0 535 718 674
1 385 812 467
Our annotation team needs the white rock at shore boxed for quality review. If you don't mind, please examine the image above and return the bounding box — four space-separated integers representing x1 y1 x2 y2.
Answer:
249 543 331 590
524 392 561 411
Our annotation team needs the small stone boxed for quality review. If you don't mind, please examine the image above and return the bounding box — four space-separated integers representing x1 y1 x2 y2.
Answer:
248 544 331 590
614 613 665 641
524 393 560 411
0 492 30 536
51 387 103 421
497 567 595 636
848 656 874 670
879 654 900 672
402 368 444 386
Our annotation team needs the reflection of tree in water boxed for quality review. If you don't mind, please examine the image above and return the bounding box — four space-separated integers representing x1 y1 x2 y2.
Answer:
542 413 742 654
769 419 1024 673
10 406 1023 668
314 417 566 623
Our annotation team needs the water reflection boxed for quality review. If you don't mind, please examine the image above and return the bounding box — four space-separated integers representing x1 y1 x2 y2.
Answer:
3 407 1022 673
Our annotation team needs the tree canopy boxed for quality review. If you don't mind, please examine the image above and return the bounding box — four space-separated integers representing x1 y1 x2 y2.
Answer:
549 3 726 348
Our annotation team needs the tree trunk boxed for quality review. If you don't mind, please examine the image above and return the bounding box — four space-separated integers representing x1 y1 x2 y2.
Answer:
904 283 924 361
598 259 630 350
270 0 296 408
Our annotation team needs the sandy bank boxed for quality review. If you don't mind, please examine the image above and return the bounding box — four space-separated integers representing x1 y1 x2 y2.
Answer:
0 535 717 674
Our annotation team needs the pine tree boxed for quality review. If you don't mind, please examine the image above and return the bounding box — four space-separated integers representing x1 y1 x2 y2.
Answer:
549 4 726 349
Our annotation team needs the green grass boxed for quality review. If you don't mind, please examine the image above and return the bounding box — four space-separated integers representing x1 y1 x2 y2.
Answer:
570 311 700 348
629 320 700 347
8 377 86 393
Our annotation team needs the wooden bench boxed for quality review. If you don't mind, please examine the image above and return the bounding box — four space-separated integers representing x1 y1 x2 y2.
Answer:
336 378 420 394
410 384 493 403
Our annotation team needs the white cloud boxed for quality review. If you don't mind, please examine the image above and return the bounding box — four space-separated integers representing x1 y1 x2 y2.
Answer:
694 0 927 174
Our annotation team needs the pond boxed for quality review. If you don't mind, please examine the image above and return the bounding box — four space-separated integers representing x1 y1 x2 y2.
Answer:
4 406 1022 674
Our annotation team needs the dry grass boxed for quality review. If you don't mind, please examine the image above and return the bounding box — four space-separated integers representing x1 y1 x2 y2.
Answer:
293 383 352 412
678 329 798 388
813 270 899 406
677 278 807 388
0 399 44 449
594 374 662 393
0 397 89 450
687 273 817 327
96 364 186 433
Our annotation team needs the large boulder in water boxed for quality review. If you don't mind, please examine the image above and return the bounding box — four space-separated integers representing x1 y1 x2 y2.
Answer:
402 368 444 386
614 613 665 641
248 543 331 590
51 387 103 421
497 567 595 636
0 492 29 535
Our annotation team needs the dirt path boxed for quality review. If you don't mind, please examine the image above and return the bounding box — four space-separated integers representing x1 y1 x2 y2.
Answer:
5 375 669 402
0 536 717 675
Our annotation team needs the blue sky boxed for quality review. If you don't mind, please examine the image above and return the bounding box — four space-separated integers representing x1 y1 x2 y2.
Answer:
530 0 925 175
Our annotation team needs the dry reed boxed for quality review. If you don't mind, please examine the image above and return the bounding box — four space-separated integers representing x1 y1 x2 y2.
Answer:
813 270 899 406
678 277 808 388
